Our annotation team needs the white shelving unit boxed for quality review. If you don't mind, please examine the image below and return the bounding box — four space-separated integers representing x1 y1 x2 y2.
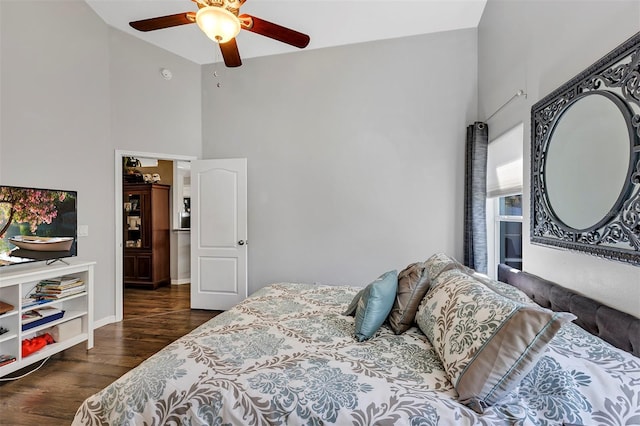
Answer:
0 260 94 377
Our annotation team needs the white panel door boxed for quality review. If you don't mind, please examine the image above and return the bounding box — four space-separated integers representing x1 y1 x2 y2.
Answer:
191 158 247 310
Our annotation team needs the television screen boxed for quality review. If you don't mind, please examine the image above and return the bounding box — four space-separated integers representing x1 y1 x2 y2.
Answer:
0 186 77 267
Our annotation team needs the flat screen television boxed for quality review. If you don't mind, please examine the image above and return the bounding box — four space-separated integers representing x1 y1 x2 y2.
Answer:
0 185 77 267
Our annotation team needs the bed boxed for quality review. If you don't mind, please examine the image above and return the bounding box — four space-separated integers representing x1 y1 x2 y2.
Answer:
73 254 640 426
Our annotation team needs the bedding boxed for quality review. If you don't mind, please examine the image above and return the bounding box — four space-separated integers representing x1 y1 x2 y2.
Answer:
73 278 640 426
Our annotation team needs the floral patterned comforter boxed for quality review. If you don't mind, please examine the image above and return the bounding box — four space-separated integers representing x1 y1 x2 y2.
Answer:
73 283 640 426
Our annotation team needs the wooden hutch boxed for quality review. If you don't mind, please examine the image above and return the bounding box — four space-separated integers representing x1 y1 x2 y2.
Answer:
123 183 170 288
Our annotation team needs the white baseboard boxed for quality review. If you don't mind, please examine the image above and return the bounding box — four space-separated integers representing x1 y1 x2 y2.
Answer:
93 315 116 330
171 278 190 285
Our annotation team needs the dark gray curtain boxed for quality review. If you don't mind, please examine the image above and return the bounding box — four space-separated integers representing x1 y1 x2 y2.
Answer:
464 122 488 273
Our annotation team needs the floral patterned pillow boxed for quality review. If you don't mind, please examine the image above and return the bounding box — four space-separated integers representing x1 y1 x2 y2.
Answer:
425 252 472 282
469 271 535 306
425 252 534 306
415 271 575 413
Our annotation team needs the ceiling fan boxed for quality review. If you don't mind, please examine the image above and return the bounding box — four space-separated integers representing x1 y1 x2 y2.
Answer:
129 0 310 68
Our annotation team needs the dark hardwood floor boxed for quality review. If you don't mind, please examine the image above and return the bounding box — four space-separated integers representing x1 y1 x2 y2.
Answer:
0 284 221 426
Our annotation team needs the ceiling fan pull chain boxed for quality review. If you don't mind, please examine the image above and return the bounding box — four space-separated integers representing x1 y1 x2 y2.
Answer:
213 71 221 87
213 50 222 88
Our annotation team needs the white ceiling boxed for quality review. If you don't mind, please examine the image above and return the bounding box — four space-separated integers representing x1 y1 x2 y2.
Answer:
85 0 487 65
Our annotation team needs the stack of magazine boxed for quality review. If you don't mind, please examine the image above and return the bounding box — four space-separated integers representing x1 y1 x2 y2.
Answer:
22 306 64 331
32 276 86 300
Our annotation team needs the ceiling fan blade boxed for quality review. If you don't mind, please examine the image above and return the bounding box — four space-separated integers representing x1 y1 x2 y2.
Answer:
129 12 195 32
219 38 242 67
239 14 310 49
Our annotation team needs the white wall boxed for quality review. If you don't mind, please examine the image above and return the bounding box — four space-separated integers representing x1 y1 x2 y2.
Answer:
202 29 478 292
478 0 640 316
0 1 202 322
0 1 112 319
109 30 202 155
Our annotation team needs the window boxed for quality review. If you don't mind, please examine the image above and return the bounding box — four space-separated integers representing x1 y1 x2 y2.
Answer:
496 194 522 271
485 123 524 278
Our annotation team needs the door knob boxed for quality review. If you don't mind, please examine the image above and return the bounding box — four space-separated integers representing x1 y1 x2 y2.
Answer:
238 240 246 246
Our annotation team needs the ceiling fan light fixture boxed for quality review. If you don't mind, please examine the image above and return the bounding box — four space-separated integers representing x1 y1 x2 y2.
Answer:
196 6 241 44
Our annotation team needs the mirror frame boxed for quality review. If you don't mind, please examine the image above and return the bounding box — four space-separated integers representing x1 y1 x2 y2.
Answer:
531 31 640 266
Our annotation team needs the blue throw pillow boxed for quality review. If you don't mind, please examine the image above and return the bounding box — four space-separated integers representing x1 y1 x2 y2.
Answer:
354 270 398 341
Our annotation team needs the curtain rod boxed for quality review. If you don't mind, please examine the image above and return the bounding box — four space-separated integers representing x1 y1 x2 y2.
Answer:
485 89 527 122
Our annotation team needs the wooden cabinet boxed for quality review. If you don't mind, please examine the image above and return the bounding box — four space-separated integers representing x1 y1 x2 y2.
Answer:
123 183 170 289
0 261 94 377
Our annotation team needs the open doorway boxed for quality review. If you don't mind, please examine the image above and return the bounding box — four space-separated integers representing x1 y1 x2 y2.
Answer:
114 150 196 322
123 157 172 289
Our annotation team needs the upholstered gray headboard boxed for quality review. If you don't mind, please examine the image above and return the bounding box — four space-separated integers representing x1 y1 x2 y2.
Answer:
497 264 640 358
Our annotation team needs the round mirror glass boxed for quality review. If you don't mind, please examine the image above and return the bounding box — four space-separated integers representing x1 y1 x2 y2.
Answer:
545 92 631 231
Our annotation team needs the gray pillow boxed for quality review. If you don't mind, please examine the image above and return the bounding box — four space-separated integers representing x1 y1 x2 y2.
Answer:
388 262 430 334
343 288 365 316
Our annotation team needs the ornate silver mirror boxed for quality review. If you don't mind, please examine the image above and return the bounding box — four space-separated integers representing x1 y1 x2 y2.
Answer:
531 32 640 266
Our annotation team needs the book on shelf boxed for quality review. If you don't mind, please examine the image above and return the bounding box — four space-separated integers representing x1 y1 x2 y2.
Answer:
32 284 86 300
37 282 85 293
37 279 84 292
21 306 65 331
22 306 64 324
0 354 16 367
21 298 50 309
39 276 80 286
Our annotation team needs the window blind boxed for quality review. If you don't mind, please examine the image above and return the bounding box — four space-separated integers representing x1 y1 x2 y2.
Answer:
487 123 524 198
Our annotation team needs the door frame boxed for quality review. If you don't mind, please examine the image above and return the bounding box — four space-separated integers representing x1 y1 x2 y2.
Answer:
114 150 197 322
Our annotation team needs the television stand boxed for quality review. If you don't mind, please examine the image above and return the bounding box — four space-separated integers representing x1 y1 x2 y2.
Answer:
0 260 95 378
